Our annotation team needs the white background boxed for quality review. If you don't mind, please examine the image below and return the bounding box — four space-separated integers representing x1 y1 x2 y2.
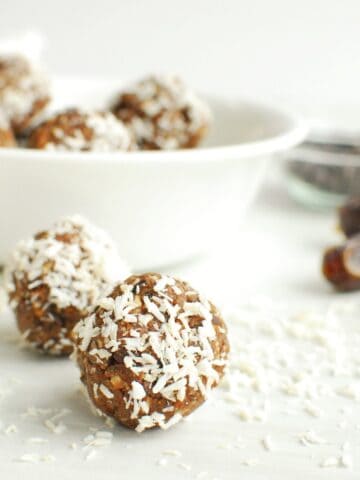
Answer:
1 0 360 122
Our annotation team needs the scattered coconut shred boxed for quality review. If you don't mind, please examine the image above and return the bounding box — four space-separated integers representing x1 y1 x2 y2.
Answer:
1 295 360 475
218 296 360 472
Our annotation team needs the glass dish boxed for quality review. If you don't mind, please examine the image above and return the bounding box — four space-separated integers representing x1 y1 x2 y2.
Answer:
284 127 360 209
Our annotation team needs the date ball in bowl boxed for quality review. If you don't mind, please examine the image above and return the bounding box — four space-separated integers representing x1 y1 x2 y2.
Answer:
0 113 16 147
111 74 212 150
0 54 50 135
4 215 130 356
73 273 229 432
28 109 132 152
0 76 306 270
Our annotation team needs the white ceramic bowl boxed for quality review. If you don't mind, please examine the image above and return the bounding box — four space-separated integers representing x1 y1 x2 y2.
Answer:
0 77 306 269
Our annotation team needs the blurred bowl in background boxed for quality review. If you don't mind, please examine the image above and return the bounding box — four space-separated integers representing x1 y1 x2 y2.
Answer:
0 77 306 269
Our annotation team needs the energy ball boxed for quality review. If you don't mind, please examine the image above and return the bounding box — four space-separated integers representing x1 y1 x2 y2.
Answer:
28 109 132 152
5 216 129 356
0 112 16 147
0 54 50 135
111 75 211 150
73 273 229 432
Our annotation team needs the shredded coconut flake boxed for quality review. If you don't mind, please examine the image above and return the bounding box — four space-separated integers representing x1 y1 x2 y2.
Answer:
99 384 114 399
27 437 48 444
4 424 17 434
320 456 340 468
261 435 274 451
177 463 192 471
298 430 327 446
44 419 66 434
16 453 56 464
162 449 182 457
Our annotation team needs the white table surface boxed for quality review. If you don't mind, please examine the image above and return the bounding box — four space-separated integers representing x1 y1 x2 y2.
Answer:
1 172 359 480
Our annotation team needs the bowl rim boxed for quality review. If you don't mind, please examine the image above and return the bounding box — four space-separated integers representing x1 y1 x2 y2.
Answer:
287 144 360 167
0 98 307 165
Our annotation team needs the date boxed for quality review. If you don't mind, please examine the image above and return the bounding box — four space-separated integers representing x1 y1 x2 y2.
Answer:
322 235 360 291
339 197 360 237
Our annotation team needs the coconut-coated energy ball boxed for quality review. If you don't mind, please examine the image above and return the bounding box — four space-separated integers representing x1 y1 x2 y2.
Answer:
5 216 130 356
73 273 229 432
28 109 132 152
111 75 212 150
0 112 16 147
0 54 50 135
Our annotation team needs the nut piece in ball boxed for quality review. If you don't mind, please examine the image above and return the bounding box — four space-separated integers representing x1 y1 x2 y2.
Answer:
0 113 16 147
111 75 211 150
73 273 229 432
5 216 129 356
28 109 132 152
0 55 50 135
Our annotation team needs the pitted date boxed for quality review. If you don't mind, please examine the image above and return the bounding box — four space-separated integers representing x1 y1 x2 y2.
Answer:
322 235 360 291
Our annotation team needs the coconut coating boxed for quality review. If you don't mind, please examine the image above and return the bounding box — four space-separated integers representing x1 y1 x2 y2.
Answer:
0 113 16 147
0 55 50 134
5 216 129 356
111 75 211 150
73 273 229 432
28 109 132 152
